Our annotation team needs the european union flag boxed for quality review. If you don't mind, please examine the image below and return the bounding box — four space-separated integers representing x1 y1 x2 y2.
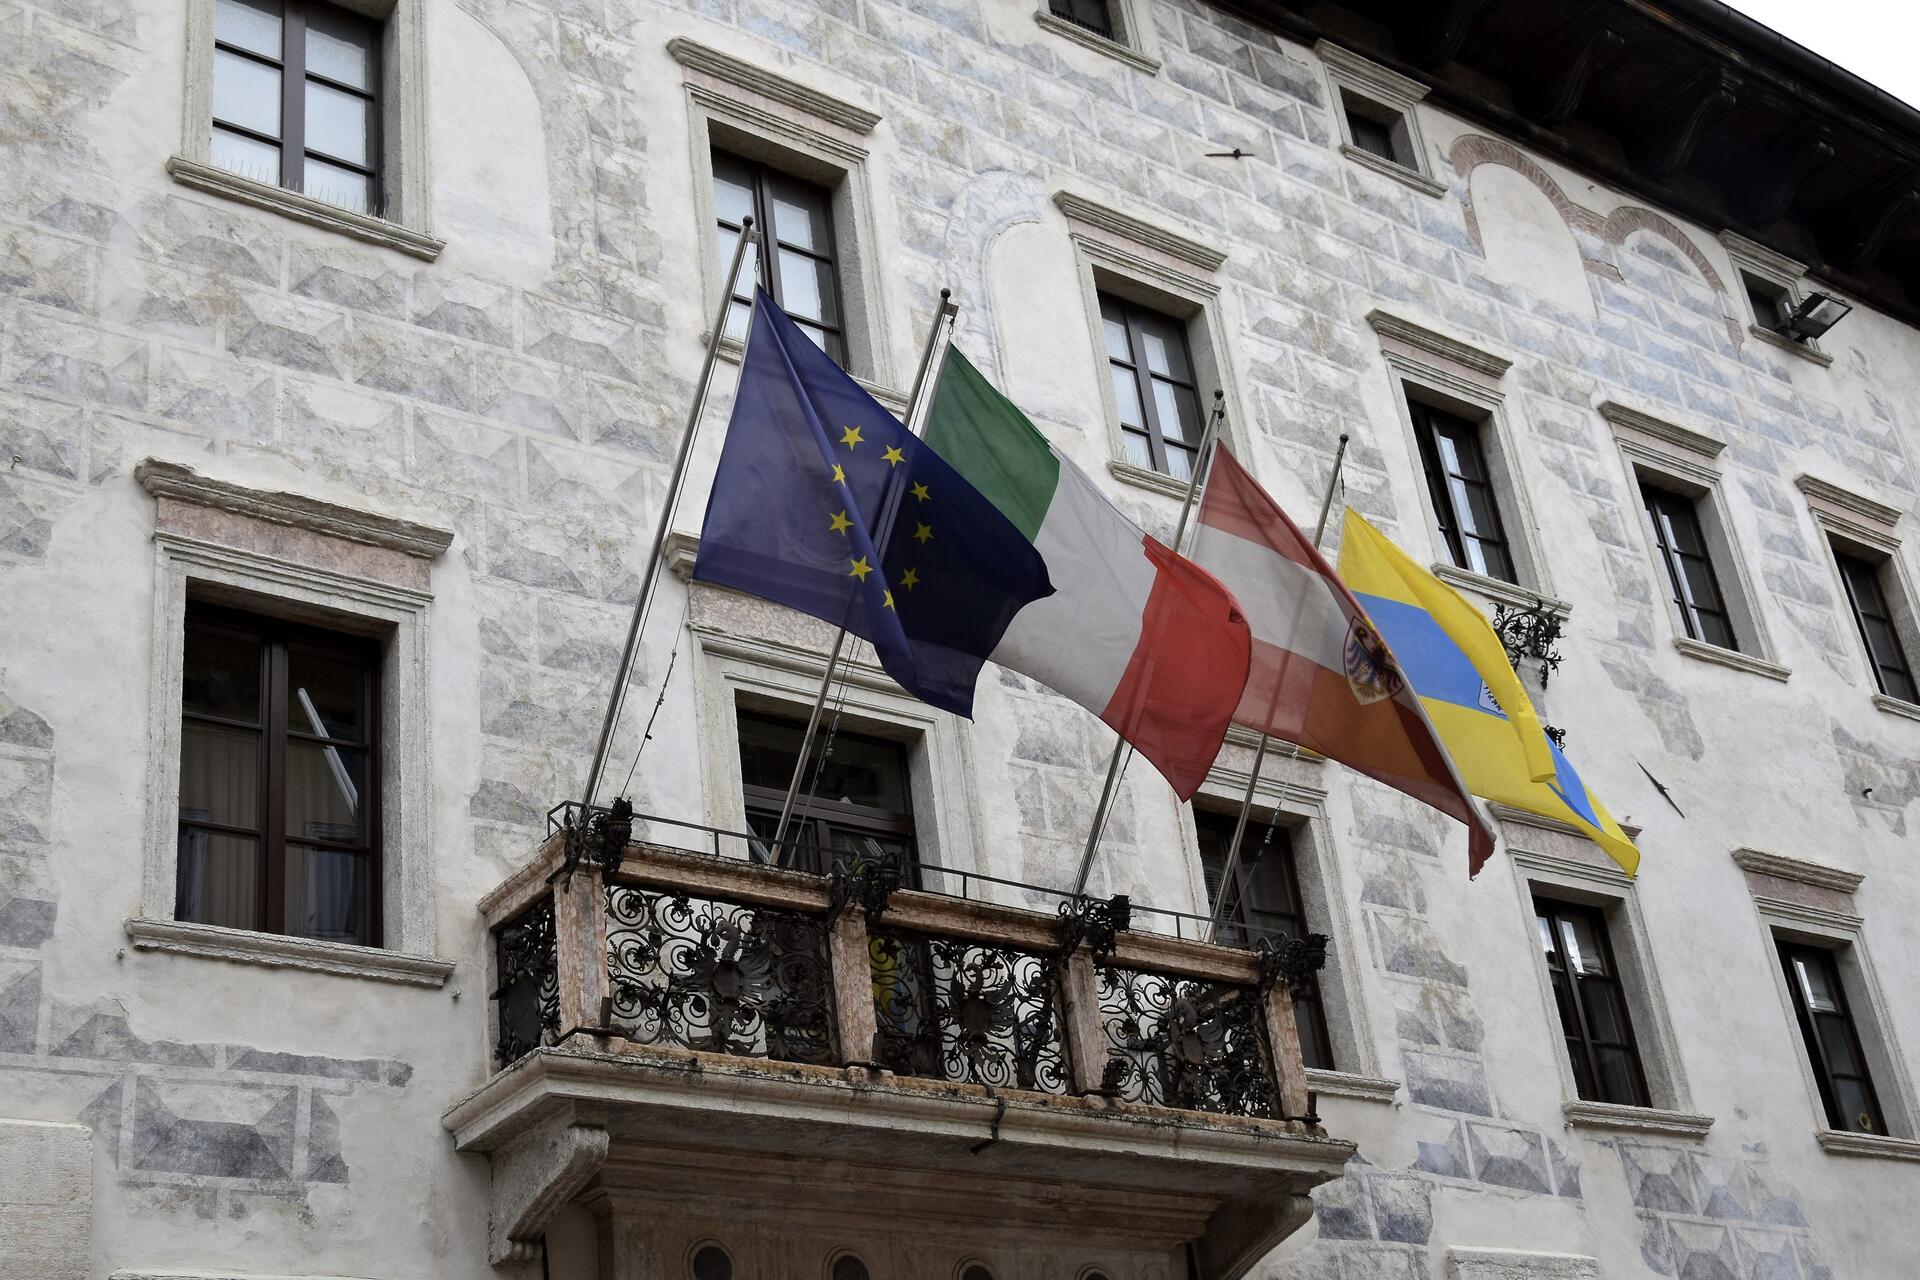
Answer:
692 292 1054 717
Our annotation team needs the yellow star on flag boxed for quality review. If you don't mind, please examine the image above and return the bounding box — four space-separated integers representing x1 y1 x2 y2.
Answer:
828 509 852 535
882 446 905 467
900 567 920 591
840 425 864 449
910 482 930 502
913 522 934 544
831 464 846 484
848 556 872 581
882 590 895 610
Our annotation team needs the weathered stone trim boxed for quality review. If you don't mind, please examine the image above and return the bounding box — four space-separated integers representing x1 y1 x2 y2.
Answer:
1718 229 1808 284
1033 10 1161 76
667 37 881 135
1431 564 1571 617
124 917 455 986
1316 42 1432 107
136 460 454 560
714 335 908 412
488 1118 611 1263
1871 692 1920 723
1597 401 1726 462
1366 310 1512 380
1445 1248 1599 1279
1749 321 1835 365
1750 895 1865 934
1339 142 1448 197
1305 1068 1400 1104
165 156 445 261
1054 192 1226 275
112 1271 383 1279
1561 1099 1713 1139
1731 848 1864 895
1108 458 1195 501
1673 636 1791 681
1797 474 1904 544
1815 1129 1920 1162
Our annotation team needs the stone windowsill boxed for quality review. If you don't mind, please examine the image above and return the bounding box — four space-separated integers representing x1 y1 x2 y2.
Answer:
1033 11 1161 75
1563 1098 1714 1139
125 916 455 987
166 155 445 261
1306 1068 1400 1104
1430 563 1572 617
1672 636 1791 682
1816 1129 1920 1162
1871 692 1920 724
1109 458 1198 501
1747 323 1834 367
711 333 909 415
1338 143 1448 198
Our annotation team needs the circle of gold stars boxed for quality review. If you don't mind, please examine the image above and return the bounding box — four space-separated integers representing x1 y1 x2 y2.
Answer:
828 424 929 612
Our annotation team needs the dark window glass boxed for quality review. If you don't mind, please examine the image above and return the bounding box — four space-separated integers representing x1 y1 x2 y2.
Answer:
1410 400 1515 583
1534 898 1650 1107
960 1268 993 1280
714 151 846 366
1744 274 1792 332
690 1245 732 1280
1779 940 1885 1135
738 711 915 880
1835 548 1918 703
1101 293 1204 481
1048 0 1114 39
1346 108 1397 162
1641 483 1737 650
211 0 381 215
177 605 380 945
830 1256 870 1280
1194 811 1333 1071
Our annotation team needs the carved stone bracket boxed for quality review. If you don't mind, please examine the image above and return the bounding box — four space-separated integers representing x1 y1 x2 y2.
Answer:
1519 20 1624 125
1734 120 1836 224
488 1118 610 1265
1635 67 1741 178
1393 0 1497 68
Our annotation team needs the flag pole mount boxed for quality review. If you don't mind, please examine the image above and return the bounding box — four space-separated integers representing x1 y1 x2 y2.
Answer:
572 215 759 858
769 289 960 864
1205 432 1349 944
1070 390 1227 898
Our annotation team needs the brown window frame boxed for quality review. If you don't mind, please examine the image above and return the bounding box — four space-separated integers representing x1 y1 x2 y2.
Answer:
1641 482 1737 650
212 0 384 215
736 711 917 882
1410 399 1517 584
177 602 383 945
1833 546 1918 703
1194 810 1334 1071
1778 939 1887 1135
1534 896 1650 1107
1102 292 1206 480
713 151 847 367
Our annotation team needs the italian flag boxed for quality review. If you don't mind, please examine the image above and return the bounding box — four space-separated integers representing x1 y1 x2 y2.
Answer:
923 348 1251 800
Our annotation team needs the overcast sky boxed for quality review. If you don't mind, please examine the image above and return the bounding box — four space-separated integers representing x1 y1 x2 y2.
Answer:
1728 0 1920 110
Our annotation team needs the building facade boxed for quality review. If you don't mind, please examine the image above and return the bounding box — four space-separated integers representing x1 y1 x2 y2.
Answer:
3 0 1920 1275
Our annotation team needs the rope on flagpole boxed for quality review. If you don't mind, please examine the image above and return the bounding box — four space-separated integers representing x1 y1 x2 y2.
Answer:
1204 432 1350 945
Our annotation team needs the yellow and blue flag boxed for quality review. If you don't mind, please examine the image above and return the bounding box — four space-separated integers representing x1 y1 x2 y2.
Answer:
1338 510 1639 875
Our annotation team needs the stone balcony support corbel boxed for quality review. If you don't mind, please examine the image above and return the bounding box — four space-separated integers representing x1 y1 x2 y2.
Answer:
487 1114 610 1265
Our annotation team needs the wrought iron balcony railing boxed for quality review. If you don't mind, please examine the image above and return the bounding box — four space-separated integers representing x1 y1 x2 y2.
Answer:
483 816 1326 1127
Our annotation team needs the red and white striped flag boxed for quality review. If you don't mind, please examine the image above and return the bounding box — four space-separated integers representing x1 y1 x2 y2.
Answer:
1192 447 1496 873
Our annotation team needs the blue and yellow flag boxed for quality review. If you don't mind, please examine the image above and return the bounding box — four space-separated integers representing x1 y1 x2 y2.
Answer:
1338 510 1638 875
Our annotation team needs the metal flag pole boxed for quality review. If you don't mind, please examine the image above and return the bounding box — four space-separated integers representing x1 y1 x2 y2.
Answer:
579 217 761 820
1070 391 1227 897
1204 432 1350 944
769 289 960 862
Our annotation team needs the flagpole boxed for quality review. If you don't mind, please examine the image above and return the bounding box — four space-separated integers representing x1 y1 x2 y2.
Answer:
579 217 760 819
769 289 959 863
1070 391 1227 897
1204 432 1349 944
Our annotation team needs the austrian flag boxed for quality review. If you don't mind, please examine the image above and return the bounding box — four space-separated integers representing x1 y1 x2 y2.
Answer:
1191 447 1496 873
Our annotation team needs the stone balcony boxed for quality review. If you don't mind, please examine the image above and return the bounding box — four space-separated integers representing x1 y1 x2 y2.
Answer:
442 813 1354 1278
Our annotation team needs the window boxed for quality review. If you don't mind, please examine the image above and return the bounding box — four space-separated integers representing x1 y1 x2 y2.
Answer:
1048 0 1113 38
690 1245 733 1280
1834 547 1918 703
1743 273 1794 335
1194 810 1333 1071
737 712 915 879
210 0 381 216
1101 293 1206 482
1318 41 1445 196
1779 940 1886 1135
714 151 846 365
830 1255 870 1280
1412 401 1516 584
177 604 380 946
1534 897 1650 1108
1341 93 1407 167
1641 483 1736 650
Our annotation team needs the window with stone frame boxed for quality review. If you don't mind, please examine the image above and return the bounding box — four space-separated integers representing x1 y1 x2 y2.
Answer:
177 602 382 946
1048 0 1114 38
736 710 917 882
210 0 383 216
1101 292 1207 483
1832 544 1918 703
1340 91 1412 169
1193 809 1334 1071
1778 938 1886 1135
1640 481 1737 651
1411 398 1518 585
714 150 848 366
1534 895 1651 1108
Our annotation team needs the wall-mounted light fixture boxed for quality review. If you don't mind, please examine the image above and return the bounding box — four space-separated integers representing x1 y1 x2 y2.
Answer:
1782 291 1852 341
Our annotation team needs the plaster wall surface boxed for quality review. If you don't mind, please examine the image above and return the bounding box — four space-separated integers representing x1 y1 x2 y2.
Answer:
0 0 1918 1277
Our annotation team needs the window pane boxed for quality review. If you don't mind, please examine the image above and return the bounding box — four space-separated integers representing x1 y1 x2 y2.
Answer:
284 844 369 943
1110 366 1146 430
1596 1046 1646 1106
768 175 831 253
1434 427 1488 483
738 715 909 813
303 157 374 215
1693 605 1737 650
1794 955 1839 1013
716 226 762 297
288 648 367 742
285 740 367 843
211 127 281 184
1834 1077 1879 1133
1564 1037 1597 1100
216 0 282 59
1536 915 1557 961
1162 443 1195 484
305 79 369 165
1136 314 1192 381
1557 914 1607 977
1151 379 1202 446
304 4 373 90
1348 110 1395 161
1120 428 1152 470
175 830 260 930
713 155 755 226
184 627 261 722
1466 535 1516 584
1580 980 1630 1045
1660 500 1709 557
723 297 752 343
1816 1015 1861 1077
1102 312 1131 363
180 722 261 829
793 320 838 362
776 250 837 326
213 48 281 137
1458 483 1504 546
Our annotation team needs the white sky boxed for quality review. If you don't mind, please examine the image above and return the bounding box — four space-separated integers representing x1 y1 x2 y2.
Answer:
1727 0 1920 110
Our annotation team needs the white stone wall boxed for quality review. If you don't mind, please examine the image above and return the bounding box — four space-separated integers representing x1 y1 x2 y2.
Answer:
1 0 1918 1276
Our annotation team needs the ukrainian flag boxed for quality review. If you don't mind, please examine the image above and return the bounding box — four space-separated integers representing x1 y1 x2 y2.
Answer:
1338 510 1639 876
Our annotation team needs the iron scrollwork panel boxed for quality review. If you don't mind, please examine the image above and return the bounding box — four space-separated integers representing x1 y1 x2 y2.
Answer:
603 883 837 1065
493 897 559 1067
868 929 1072 1094
1096 965 1278 1117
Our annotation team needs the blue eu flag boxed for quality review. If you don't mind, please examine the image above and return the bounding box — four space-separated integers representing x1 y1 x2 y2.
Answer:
692 292 1054 717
